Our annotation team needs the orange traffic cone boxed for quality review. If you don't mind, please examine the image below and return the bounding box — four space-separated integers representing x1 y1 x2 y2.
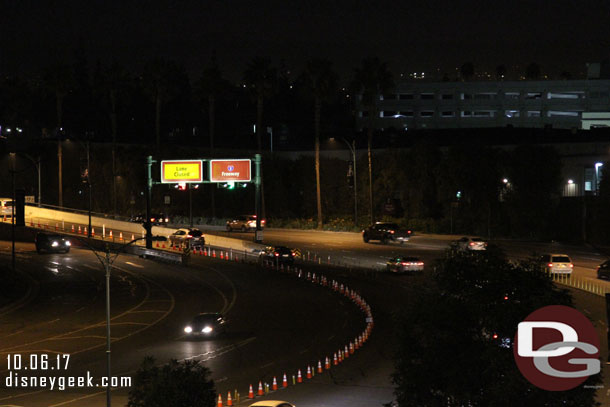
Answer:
212 249 216 258
78 226 82 234
344 345 349 358
306 365 312 379
350 342 354 355
119 232 123 241
257 381 264 396
317 360 323 373
325 356 331 370
282 373 288 388
333 353 338 365
217 394 222 407
156 241 160 248
109 230 113 239
92 228 96 237
297 369 303 383
272 376 278 391
84 226 87 235
220 251 224 259
131 233 135 241
227 391 233 406
55 223 58 231
71 224 74 232
248 384 254 399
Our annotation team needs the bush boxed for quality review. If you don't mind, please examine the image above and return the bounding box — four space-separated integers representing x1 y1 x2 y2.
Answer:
128 357 216 407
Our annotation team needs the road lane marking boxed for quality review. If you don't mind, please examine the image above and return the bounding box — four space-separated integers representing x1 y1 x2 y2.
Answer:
260 362 274 369
0 389 45 401
48 390 107 407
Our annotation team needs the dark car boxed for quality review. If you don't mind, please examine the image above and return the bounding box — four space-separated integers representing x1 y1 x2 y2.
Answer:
260 246 296 265
129 213 169 225
169 228 205 249
597 260 610 280
35 232 71 254
386 256 424 273
183 313 226 337
362 222 411 244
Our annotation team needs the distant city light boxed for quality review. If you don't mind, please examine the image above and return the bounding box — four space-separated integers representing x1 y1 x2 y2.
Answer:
567 179 574 184
502 178 509 184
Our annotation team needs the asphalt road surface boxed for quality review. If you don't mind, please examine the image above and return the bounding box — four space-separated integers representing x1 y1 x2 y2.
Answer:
0 242 370 406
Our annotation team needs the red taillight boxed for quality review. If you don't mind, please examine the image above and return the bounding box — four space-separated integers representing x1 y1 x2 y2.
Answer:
262 220 266 225
492 334 498 339
274 253 279 257
390 230 395 234
416 262 424 266
187 234 192 238
504 296 509 300
291 252 295 256
469 242 475 246
407 230 412 234
569 263 573 268
548 263 553 267
401 262 408 266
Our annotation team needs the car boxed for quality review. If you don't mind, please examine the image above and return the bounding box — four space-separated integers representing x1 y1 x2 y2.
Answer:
129 213 169 225
386 256 424 273
226 215 265 232
260 246 296 265
597 260 610 279
35 232 71 254
183 313 226 337
0 197 13 217
539 254 573 276
169 228 205 248
362 222 411 244
248 402 295 407
454 236 487 251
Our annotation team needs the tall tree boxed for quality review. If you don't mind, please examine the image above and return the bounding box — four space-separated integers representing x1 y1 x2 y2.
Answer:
243 57 277 220
526 63 542 80
43 63 75 207
351 57 394 223
243 57 276 152
301 58 338 229
197 55 230 217
142 58 183 153
94 61 130 216
460 62 475 81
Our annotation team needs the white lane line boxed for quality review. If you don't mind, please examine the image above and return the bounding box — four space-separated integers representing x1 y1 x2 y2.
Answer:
125 261 144 268
260 361 274 369
48 390 106 407
0 390 46 401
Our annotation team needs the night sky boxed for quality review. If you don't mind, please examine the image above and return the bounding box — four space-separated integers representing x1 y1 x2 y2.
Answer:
2 0 610 82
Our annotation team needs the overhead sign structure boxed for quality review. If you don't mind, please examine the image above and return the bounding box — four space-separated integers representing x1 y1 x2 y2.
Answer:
210 159 251 182
161 160 204 183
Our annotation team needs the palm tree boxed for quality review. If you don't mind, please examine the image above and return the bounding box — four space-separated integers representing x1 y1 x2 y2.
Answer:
351 57 394 224
243 57 277 220
243 57 276 152
94 61 130 216
301 58 338 229
142 58 183 153
197 55 230 217
43 63 75 207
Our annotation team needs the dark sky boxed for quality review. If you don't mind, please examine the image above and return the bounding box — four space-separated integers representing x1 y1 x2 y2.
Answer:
2 0 610 82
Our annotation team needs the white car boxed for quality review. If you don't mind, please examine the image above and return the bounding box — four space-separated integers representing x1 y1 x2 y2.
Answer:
539 254 573 276
455 236 487 251
249 402 295 407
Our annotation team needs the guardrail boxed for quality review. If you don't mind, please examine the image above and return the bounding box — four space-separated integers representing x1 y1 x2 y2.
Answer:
549 272 610 297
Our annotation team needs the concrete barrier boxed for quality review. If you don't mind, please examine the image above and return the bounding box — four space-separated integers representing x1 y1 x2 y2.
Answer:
24 207 266 253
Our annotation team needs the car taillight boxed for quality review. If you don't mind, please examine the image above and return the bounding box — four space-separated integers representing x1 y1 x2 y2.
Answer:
569 263 573 268
469 242 475 246
165 218 169 222
401 262 408 266
274 253 279 257
407 230 412 234
548 263 553 267
262 220 266 225
416 262 424 266
390 230 395 234
187 235 192 238
291 252 295 256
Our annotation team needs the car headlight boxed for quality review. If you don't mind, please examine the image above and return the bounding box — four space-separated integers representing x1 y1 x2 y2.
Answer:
51 241 59 247
65 241 71 246
184 326 192 333
202 326 213 334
